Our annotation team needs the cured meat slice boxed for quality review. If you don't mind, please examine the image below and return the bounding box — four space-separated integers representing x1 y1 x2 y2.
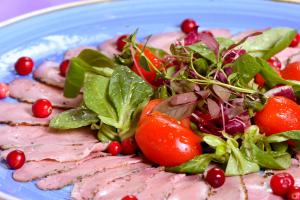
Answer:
0 102 62 125
36 156 142 190
71 163 150 200
275 47 300 68
33 61 65 88
1 142 107 162
146 32 185 53
208 28 232 38
9 79 82 108
288 52 300 64
168 175 209 200
13 152 105 182
231 29 262 41
98 38 120 58
64 46 97 60
0 126 97 149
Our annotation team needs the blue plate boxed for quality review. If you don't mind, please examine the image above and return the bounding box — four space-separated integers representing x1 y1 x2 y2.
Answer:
1 0 300 199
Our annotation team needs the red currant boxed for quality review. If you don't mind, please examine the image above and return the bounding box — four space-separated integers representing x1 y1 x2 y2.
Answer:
121 138 138 155
0 83 9 99
268 57 282 70
201 30 214 37
288 186 300 200
32 99 53 118
223 49 246 65
6 150 25 169
289 33 300 48
107 141 122 156
15 57 34 75
122 195 138 200
59 59 70 77
270 172 295 196
181 18 198 34
205 167 225 188
116 35 128 52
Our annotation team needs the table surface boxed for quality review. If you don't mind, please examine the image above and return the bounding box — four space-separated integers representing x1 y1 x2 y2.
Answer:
0 0 81 22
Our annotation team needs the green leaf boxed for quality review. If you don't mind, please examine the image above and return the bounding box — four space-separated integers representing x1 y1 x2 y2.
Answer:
188 42 217 63
50 107 98 129
203 134 226 148
97 124 118 142
266 130 300 143
139 54 151 71
239 27 297 59
166 154 214 174
216 37 235 51
91 67 114 77
78 49 115 68
193 58 208 75
233 54 261 85
83 73 118 121
148 46 168 59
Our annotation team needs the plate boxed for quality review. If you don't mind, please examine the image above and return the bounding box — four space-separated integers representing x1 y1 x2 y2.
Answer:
0 0 300 199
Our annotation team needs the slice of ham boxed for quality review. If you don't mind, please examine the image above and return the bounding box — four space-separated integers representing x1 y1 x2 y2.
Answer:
146 32 185 53
71 162 150 200
231 29 262 41
0 102 62 125
13 151 106 182
36 156 142 190
9 79 82 108
98 38 120 58
288 52 300 64
33 61 65 88
168 175 209 200
64 46 97 60
0 126 97 149
1 142 108 162
207 28 232 38
275 47 300 68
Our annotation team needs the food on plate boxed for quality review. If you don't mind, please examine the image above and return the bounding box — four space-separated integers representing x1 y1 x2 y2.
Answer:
2 18 300 199
0 83 9 99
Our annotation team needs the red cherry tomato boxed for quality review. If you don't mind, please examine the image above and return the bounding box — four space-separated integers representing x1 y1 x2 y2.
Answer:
121 138 138 155
205 167 225 188
107 141 122 156
181 18 198 34
116 35 128 52
59 59 70 77
15 57 34 75
255 57 282 87
289 33 300 48
0 83 9 99
255 96 300 136
281 61 300 81
132 45 164 86
122 195 138 200
32 99 53 118
135 111 201 167
270 172 295 196
288 186 300 200
6 150 25 169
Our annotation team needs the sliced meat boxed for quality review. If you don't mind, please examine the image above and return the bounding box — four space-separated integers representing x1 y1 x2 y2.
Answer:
0 102 62 125
13 151 105 182
36 156 142 190
208 176 246 200
0 126 98 149
275 47 300 68
146 32 185 53
288 52 300 64
168 175 209 200
231 29 262 41
9 79 82 108
64 46 97 60
71 162 150 200
1 142 107 162
98 38 120 58
33 61 65 88
208 28 232 38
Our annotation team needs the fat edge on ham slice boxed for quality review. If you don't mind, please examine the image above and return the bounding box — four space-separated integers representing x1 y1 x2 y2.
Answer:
98 37 120 58
9 79 82 108
0 102 62 125
36 156 142 190
64 46 97 60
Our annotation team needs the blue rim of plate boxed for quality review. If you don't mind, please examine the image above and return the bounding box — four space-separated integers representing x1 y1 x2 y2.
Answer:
1 0 300 199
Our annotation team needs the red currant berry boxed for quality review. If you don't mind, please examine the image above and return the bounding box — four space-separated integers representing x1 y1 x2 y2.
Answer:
59 59 70 77
121 138 138 155
6 150 25 169
0 83 9 99
288 186 300 200
122 195 138 200
205 167 225 188
32 99 53 118
201 30 214 37
289 33 300 48
107 141 122 156
116 35 128 52
15 57 34 75
181 18 198 34
223 49 246 65
268 57 282 70
270 172 295 196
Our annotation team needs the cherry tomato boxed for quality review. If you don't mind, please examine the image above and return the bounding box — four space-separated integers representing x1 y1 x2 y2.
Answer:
255 57 282 87
6 150 25 169
288 186 300 200
121 138 138 155
15 57 34 75
32 99 53 118
135 111 201 167
281 61 300 81
116 35 128 52
132 45 163 86
107 141 122 156
0 83 9 99
59 59 70 77
289 33 300 48
255 96 300 135
205 167 225 188
270 172 295 196
122 195 138 200
181 18 198 34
